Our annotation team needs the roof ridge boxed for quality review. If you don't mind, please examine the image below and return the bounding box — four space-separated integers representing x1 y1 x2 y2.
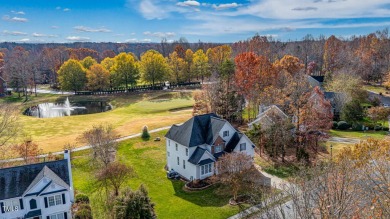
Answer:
0 159 66 171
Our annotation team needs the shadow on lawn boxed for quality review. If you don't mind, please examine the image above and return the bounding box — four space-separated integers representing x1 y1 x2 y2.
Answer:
169 180 231 207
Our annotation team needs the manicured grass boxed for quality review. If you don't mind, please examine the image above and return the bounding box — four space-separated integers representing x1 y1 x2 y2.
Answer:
253 154 299 179
322 142 352 158
4 91 194 152
330 129 388 139
363 84 390 96
72 131 244 219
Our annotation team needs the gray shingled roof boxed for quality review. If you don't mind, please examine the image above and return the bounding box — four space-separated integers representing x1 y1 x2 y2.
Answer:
24 166 70 196
188 147 206 165
165 113 226 147
0 159 70 200
225 132 242 152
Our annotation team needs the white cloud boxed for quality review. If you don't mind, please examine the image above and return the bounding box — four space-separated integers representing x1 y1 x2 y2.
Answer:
130 32 136 35
235 0 390 19
177 1 200 7
63 8 71 12
32 33 58 38
11 11 25 15
140 38 152 43
2 15 28 22
56 7 61 10
2 30 28 36
212 3 241 10
17 38 30 42
51 26 59 29
74 26 111 33
131 0 200 20
125 38 138 43
143 31 175 38
66 36 90 41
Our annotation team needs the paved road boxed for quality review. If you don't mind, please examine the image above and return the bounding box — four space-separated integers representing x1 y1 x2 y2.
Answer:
8 88 73 95
0 125 174 163
367 90 390 105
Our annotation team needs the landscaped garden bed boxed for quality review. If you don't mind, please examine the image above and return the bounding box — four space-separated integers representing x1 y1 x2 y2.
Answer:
185 179 213 191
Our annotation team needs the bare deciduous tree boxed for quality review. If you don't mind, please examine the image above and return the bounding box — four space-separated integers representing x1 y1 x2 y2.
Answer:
96 162 135 196
216 152 256 201
82 124 118 167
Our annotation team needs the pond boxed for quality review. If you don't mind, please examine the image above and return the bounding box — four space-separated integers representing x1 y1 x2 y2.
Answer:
24 97 112 118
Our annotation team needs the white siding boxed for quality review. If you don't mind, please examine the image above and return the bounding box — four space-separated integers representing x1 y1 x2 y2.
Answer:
218 123 236 144
166 138 196 180
233 135 255 158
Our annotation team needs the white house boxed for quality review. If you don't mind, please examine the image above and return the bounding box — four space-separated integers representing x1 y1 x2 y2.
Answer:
0 150 74 219
165 113 255 181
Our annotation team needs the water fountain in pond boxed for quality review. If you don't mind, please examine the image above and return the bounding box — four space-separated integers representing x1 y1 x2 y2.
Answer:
24 97 111 118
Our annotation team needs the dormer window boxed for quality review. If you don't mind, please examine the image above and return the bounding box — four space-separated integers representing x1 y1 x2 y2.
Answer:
215 145 222 153
223 131 229 137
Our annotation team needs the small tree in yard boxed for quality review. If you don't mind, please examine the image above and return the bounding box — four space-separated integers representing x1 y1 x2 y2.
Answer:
82 124 118 167
96 162 135 196
341 99 364 124
216 152 255 201
114 185 156 219
13 137 42 164
367 106 390 126
141 125 150 140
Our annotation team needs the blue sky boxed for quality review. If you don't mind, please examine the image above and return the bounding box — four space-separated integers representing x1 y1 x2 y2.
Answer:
0 0 390 43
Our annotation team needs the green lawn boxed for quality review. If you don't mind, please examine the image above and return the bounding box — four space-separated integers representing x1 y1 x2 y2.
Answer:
2 91 194 152
330 129 388 139
363 84 390 96
72 130 244 219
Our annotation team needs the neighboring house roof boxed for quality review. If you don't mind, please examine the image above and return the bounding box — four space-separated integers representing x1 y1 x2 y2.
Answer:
248 105 289 128
165 113 227 147
307 76 323 89
0 159 70 200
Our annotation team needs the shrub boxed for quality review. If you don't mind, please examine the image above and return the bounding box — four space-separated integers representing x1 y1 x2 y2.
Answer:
75 206 93 219
75 193 90 204
332 121 338 129
374 126 383 131
352 123 363 131
141 125 150 140
363 122 375 130
337 121 350 130
383 127 389 131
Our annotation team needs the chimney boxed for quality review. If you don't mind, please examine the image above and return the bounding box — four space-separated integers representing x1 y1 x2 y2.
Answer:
64 150 75 203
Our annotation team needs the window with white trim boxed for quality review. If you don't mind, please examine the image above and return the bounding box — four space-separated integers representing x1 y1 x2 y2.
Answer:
48 194 63 207
215 145 222 153
201 163 212 175
177 157 180 165
167 152 170 157
183 160 186 169
240 143 246 151
49 213 65 219
223 131 229 137
186 148 188 156
175 144 178 151
168 140 170 146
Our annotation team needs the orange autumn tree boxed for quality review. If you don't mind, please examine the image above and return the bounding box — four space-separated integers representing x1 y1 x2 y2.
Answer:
86 63 110 91
234 52 261 119
13 138 42 164
273 55 304 75
323 35 344 74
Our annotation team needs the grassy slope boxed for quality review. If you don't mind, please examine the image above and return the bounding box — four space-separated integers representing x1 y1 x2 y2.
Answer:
2 92 194 152
72 131 242 219
329 129 388 139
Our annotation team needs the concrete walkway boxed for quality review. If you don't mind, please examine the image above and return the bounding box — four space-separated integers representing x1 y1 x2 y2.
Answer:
8 88 73 95
328 136 360 144
227 165 290 219
0 125 174 163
